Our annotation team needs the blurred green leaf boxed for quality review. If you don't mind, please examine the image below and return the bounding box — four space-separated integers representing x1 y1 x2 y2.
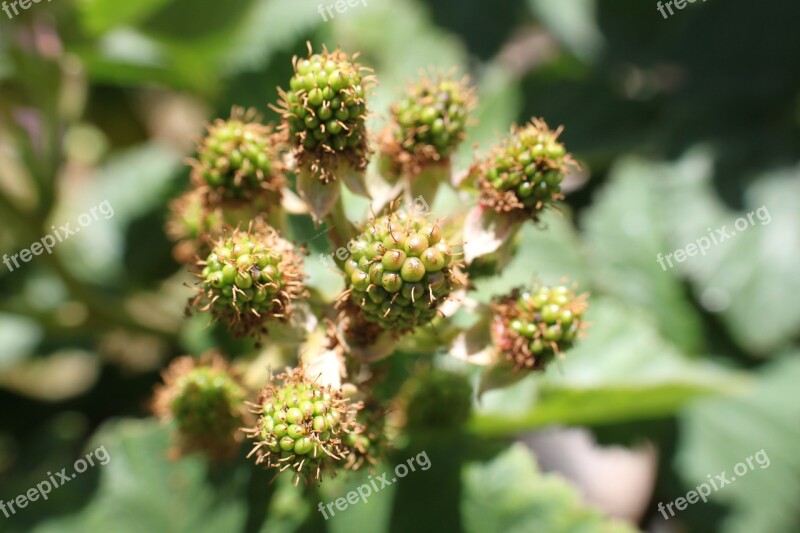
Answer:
677 354 800 533
319 468 396 533
34 419 249 533
54 143 183 283
0 314 41 371
221 0 324 74
527 0 604 61
471 298 745 436
79 0 173 35
472 209 591 302
454 65 522 169
649 151 800 355
462 443 638 533
582 157 705 353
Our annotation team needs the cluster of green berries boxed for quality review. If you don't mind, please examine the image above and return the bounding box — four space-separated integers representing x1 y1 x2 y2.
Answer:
479 119 573 220
190 223 305 337
191 107 284 205
381 74 473 176
399 368 473 432
281 45 372 182
343 210 463 333
493 284 588 371
152 354 247 459
244 369 362 485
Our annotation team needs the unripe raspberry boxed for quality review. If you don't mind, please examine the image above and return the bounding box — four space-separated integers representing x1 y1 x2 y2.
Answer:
341 209 465 334
477 119 575 221
342 401 387 471
152 353 248 459
243 368 363 485
397 368 472 432
380 73 475 177
190 107 285 207
188 222 306 338
278 43 374 183
492 283 589 371
166 189 224 263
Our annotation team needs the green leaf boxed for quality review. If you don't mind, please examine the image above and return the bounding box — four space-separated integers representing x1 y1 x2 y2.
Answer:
472 208 591 303
527 0 604 62
79 0 172 35
677 355 800 533
470 298 745 436
582 157 704 353
220 0 324 74
34 419 249 533
462 443 638 533
651 151 800 355
454 65 522 169
53 143 183 283
318 468 396 533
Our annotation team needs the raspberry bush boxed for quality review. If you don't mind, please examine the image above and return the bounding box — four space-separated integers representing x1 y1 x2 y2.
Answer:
154 41 587 487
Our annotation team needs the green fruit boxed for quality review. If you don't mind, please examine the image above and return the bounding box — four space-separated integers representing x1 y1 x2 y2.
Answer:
243 368 362 486
152 353 247 459
381 73 475 176
281 45 372 182
342 210 464 334
479 119 575 220
492 283 589 371
189 222 306 338
191 107 284 205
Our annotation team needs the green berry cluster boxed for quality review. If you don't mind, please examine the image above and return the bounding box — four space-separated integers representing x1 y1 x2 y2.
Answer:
400 368 472 432
244 369 362 485
191 107 284 205
492 284 588 371
190 223 305 337
381 74 473 176
153 354 247 459
479 119 574 220
343 210 463 333
280 45 372 182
